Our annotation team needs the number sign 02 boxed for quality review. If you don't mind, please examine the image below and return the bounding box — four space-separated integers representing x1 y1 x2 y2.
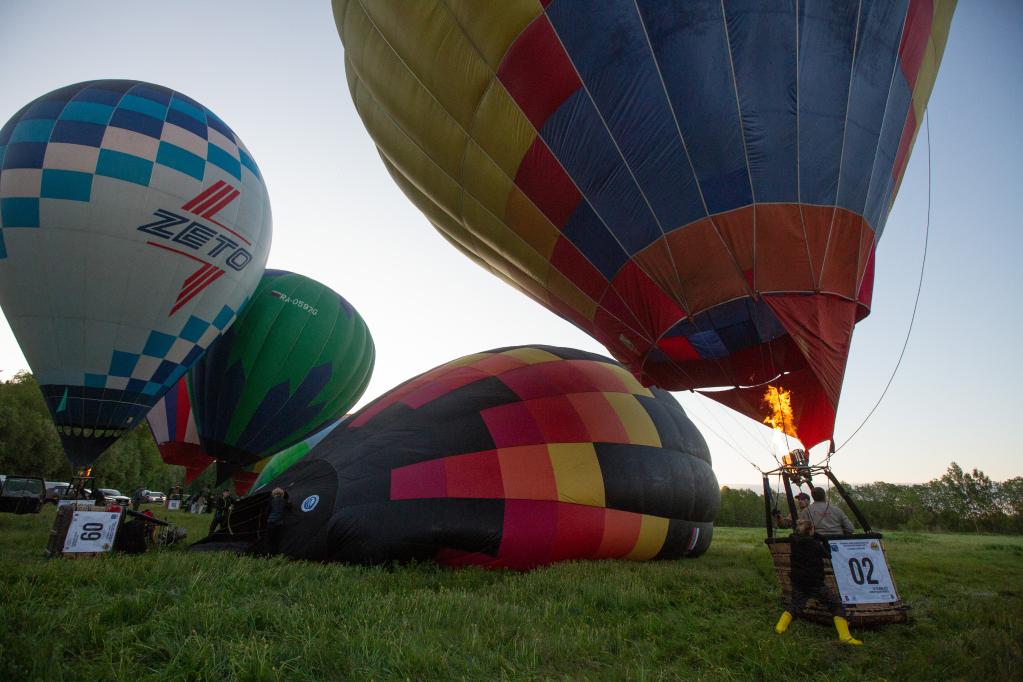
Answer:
827 539 899 604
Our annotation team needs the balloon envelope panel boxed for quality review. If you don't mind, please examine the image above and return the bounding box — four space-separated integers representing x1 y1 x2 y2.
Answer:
188 270 374 469
335 2 955 448
249 346 719 569
0 80 271 466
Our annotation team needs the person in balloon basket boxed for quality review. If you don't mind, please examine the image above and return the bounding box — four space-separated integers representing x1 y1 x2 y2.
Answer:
775 518 862 645
209 489 235 534
774 491 811 528
798 487 855 536
131 486 144 511
264 487 291 555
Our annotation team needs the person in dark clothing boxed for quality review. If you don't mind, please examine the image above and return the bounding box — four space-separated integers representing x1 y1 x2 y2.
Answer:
209 490 235 534
775 518 862 645
264 487 291 555
131 487 144 511
92 487 106 506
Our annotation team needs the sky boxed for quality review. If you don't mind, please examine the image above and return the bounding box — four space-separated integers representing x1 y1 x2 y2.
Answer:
0 2 1020 486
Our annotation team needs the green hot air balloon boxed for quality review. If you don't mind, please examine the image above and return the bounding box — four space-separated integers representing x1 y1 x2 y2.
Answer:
188 270 374 480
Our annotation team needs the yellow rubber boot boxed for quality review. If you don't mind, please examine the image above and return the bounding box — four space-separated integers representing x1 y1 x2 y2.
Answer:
834 616 863 645
775 611 793 634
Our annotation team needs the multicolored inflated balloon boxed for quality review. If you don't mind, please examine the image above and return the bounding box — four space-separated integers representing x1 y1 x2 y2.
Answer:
250 417 344 492
187 269 374 478
0 80 271 467
335 2 955 450
197 346 719 568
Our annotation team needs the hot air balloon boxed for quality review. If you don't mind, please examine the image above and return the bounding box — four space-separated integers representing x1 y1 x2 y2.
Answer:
334 2 955 451
0 80 271 468
146 376 207 484
186 269 374 482
250 417 344 492
195 346 719 568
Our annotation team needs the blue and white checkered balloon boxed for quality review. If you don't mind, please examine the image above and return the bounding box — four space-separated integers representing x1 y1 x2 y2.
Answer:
0 80 272 467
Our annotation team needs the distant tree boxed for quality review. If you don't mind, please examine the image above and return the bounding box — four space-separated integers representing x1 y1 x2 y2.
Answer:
716 486 763 527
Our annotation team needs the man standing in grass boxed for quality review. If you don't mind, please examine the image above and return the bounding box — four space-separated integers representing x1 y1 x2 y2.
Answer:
209 489 235 535
798 487 855 536
775 518 863 645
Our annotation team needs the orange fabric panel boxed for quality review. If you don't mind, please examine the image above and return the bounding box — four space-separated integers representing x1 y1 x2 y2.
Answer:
566 392 630 443
819 209 864 298
666 217 749 314
754 204 814 293
710 206 755 282
631 239 690 313
594 508 642 559
498 444 558 501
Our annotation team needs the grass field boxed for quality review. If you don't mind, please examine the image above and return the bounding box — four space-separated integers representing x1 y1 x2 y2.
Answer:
1 506 1020 681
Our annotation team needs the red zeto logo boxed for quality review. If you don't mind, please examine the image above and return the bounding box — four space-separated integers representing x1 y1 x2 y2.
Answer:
137 181 255 316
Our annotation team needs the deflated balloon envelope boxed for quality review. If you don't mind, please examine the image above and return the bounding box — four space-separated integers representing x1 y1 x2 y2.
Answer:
0 79 271 467
335 2 956 450
214 346 719 569
186 269 375 479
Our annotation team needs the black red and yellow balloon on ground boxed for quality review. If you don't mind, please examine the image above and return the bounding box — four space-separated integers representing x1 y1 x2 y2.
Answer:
229 346 718 569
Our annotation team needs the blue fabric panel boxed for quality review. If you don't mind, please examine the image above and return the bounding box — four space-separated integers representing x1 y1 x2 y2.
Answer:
130 83 173 106
72 86 123 106
207 143 241 179
714 318 759 354
96 149 154 186
118 94 168 120
864 72 911 234
166 107 207 139
41 169 93 202
0 232 7 258
142 381 162 396
542 89 661 255
60 101 113 125
562 201 629 280
547 0 706 232
797 1 858 206
23 99 65 121
181 345 205 367
51 120 105 147
109 108 164 139
725 1 798 204
688 330 730 359
1 198 40 227
143 331 176 358
0 109 27 144
239 149 261 180
170 96 206 123
10 119 56 144
156 142 205 181
212 305 234 330
638 0 752 214
3 142 46 169
206 113 236 143
151 359 179 384
164 364 188 388
84 373 106 388
180 315 210 343
109 351 140 377
837 0 908 216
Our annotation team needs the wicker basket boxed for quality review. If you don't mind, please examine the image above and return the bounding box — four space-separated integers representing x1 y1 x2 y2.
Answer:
765 534 909 627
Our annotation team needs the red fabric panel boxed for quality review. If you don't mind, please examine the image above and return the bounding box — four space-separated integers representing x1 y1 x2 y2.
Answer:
656 335 702 362
498 15 582 130
709 208 754 283
231 471 258 497
402 367 488 409
764 293 859 409
755 204 815 293
390 458 446 500
501 360 603 400
667 215 750 314
157 442 212 484
632 240 690 313
892 107 919 189
857 243 877 319
174 379 191 439
595 508 642 559
611 260 685 340
898 0 934 91
499 445 558 500
482 402 545 447
552 504 606 562
445 451 503 498
801 204 835 288
568 393 630 444
498 499 559 569
550 236 608 300
525 395 590 442
820 210 864 297
514 138 582 229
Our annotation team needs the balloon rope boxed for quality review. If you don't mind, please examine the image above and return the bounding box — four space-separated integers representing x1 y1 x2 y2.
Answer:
686 409 764 473
835 109 931 454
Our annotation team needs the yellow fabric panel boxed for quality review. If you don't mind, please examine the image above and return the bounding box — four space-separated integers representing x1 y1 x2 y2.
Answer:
910 1 957 125
461 142 518 225
502 347 561 365
461 192 553 284
348 0 492 131
504 188 560 260
604 393 660 447
602 363 654 397
471 83 537 180
548 443 605 507
444 0 544 69
445 352 495 370
341 2 467 178
624 514 669 561
545 269 598 322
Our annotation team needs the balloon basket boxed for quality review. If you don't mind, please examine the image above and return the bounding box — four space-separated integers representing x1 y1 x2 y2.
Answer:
47 505 178 558
765 534 909 627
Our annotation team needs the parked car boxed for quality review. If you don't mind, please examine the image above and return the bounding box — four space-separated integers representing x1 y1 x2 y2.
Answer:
143 490 167 504
44 481 70 505
99 489 131 506
0 475 46 514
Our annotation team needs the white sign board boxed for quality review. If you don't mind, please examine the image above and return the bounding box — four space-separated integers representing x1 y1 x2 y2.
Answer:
62 510 122 553
167 500 181 510
58 499 98 509
828 538 898 604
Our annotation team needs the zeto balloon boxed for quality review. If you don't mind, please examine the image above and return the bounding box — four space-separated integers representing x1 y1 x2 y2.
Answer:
0 80 271 467
335 2 955 449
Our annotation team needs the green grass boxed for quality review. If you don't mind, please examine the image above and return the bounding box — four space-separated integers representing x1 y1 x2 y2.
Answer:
1 507 1020 681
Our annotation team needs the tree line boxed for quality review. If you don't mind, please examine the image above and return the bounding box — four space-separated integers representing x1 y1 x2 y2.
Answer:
718 463 1023 534
0 372 214 493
